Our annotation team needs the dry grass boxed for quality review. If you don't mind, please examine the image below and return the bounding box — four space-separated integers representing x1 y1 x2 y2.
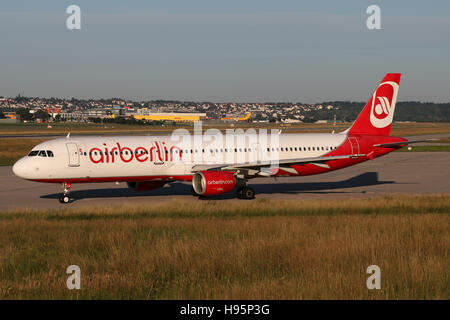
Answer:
390 122 450 136
0 138 46 165
0 194 448 299
2 122 450 136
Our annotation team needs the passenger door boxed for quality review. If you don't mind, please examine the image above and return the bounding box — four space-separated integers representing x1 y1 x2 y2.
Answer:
66 142 80 167
348 137 360 156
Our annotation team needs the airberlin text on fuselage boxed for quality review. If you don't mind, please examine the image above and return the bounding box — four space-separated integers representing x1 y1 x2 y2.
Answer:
88 142 182 164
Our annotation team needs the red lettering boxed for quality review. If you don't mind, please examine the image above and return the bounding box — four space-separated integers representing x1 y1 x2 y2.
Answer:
117 143 133 163
163 142 168 161
149 146 156 162
155 143 164 162
135 147 148 162
89 147 104 164
170 146 182 162
103 143 109 163
110 147 117 163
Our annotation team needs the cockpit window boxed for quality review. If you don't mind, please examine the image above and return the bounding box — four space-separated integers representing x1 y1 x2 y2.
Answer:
28 150 54 157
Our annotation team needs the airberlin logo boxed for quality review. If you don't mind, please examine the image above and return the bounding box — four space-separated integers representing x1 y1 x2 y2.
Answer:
88 142 182 164
207 180 234 185
370 81 399 128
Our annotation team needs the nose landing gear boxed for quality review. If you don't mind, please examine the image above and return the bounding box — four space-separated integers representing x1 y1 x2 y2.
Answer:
58 182 72 204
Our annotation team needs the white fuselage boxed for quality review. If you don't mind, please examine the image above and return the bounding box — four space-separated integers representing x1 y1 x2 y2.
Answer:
13 133 348 181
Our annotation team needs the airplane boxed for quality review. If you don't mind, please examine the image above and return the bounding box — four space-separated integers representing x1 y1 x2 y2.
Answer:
12 73 432 203
221 112 252 121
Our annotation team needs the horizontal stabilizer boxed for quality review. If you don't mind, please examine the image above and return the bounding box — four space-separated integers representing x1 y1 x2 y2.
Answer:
373 139 439 148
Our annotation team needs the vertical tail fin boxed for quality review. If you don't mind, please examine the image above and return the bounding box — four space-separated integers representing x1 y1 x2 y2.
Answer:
348 73 401 136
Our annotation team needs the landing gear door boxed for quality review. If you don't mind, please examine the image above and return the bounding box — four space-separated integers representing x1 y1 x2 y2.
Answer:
66 143 80 167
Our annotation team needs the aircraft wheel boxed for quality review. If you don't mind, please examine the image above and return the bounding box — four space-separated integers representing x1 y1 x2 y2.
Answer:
59 195 70 204
243 187 255 200
239 187 255 200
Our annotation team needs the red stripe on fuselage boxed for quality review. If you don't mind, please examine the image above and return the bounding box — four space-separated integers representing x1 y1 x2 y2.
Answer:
29 175 194 184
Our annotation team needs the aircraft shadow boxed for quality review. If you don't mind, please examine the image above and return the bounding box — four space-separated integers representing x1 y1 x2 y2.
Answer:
41 172 395 201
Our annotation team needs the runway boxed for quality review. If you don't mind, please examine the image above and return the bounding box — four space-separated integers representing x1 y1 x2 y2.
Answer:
0 152 449 211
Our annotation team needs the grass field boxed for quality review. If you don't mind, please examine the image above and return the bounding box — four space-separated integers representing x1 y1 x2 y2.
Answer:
0 138 46 166
2 122 450 136
0 194 448 299
396 145 450 152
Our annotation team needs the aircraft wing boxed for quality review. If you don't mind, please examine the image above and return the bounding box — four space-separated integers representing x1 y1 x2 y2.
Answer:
373 139 439 148
191 154 367 176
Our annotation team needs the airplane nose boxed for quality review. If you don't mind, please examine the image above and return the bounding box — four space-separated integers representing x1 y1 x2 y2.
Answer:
12 158 28 178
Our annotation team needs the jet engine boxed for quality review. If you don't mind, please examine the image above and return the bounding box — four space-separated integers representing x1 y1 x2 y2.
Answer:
192 171 236 196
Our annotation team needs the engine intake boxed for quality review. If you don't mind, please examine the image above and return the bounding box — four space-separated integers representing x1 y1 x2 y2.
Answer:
192 171 236 196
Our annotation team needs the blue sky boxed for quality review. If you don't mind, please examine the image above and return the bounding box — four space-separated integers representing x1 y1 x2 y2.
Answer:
1 1 449 102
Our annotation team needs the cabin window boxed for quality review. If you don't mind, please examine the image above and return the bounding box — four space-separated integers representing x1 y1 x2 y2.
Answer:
312 147 315 151
308 147 311 151
28 150 39 157
281 147 284 151
294 147 297 151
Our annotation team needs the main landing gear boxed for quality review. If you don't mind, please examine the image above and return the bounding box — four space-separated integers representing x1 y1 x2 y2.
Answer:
58 182 72 204
236 180 255 200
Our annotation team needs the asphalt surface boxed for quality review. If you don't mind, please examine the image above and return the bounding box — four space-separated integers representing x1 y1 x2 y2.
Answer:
0 152 449 211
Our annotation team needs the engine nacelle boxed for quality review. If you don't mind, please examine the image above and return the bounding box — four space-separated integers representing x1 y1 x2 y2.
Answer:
127 181 167 191
192 171 236 196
